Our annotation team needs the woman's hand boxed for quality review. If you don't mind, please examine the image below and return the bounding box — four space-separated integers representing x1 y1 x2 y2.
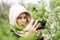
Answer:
23 19 41 36
14 19 42 37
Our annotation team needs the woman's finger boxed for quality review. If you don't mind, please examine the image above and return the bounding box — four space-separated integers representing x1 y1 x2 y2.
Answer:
34 23 41 31
23 19 34 30
33 20 38 28
37 30 43 32
31 23 40 33
29 19 34 26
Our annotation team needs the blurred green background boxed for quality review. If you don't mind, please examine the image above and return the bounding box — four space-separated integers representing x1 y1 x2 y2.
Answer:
0 0 60 40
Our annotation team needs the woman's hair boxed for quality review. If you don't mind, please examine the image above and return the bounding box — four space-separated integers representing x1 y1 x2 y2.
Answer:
25 12 31 23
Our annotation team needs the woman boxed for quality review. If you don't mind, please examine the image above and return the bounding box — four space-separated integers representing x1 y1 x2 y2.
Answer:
9 3 43 40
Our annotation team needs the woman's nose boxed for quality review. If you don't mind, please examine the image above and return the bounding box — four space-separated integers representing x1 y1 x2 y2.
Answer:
22 19 25 22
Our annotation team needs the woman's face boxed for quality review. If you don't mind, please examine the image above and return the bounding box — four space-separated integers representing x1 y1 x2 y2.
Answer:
16 13 27 25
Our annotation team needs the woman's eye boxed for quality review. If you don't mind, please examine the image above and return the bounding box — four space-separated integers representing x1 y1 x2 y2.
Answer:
24 17 26 19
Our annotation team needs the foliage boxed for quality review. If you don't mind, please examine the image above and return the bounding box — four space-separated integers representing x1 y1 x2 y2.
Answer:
0 0 60 40
13 22 26 31
27 0 60 40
